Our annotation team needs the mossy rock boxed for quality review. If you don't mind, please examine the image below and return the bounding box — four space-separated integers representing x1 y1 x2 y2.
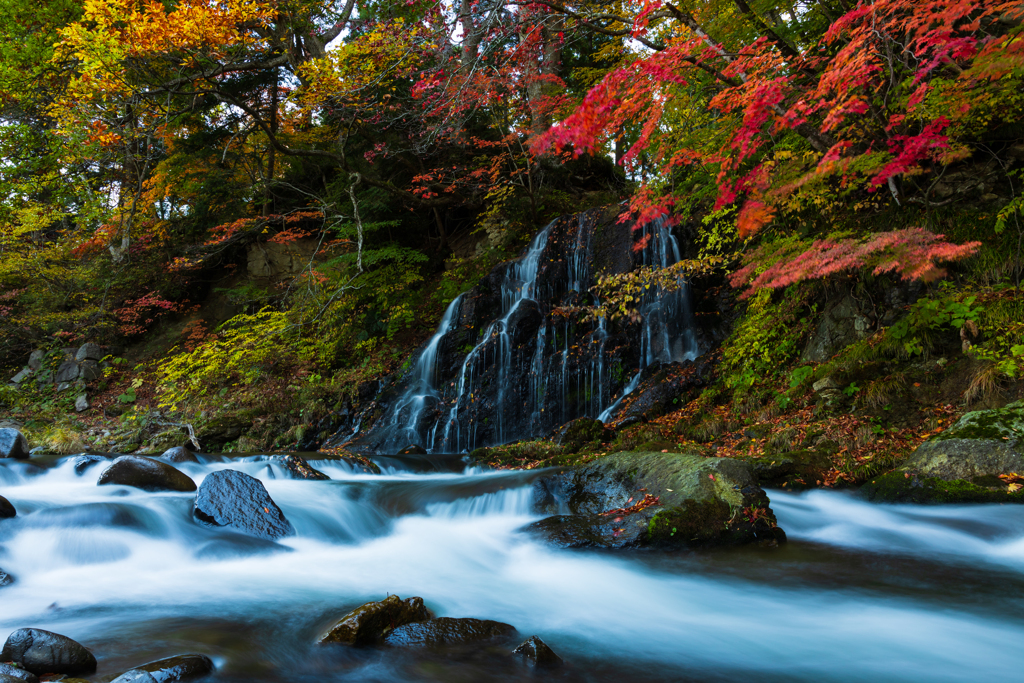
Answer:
738 449 834 489
933 401 1024 441
526 450 784 549
861 471 1024 504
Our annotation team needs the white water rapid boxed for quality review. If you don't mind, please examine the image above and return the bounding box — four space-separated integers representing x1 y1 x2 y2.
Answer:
3 455 1024 682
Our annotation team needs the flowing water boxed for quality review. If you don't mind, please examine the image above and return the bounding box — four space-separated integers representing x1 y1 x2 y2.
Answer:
3 455 1024 682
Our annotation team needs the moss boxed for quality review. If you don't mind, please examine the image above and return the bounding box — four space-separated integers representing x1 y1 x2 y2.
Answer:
934 402 1024 441
647 499 732 546
861 471 1024 504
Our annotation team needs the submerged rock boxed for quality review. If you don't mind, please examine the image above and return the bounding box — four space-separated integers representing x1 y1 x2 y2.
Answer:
528 450 784 549
71 454 110 475
863 401 1024 503
0 494 15 518
0 628 97 676
512 636 563 669
319 595 431 646
193 469 294 540
160 446 200 464
0 663 38 683
97 456 197 492
0 567 13 587
0 428 30 459
272 454 330 480
383 617 516 648
109 653 215 683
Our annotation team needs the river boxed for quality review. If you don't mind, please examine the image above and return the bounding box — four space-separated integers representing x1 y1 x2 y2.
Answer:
2 454 1023 681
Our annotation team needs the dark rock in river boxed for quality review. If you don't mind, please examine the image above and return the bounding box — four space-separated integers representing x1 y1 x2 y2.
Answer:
0 663 39 683
740 449 833 489
193 469 294 540
97 456 197 492
383 617 517 648
0 568 13 587
319 595 431 646
512 636 563 669
0 428 30 459
160 446 199 464
528 450 784 549
0 628 97 676
109 653 215 682
0 494 15 518
71 454 110 475
272 455 330 480
863 401 1024 503
397 444 427 455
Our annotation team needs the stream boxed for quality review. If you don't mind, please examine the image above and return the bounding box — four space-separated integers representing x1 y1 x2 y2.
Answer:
2 454 1023 682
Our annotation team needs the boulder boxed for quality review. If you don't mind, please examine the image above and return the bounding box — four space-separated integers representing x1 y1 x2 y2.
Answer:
78 361 102 382
160 446 199 464
0 663 38 683
382 617 516 648
0 494 15 518
0 429 30 459
97 456 197 492
193 469 294 540
75 394 90 412
54 361 80 384
109 654 214 683
71 454 110 475
863 401 1024 503
527 450 784 549
512 636 563 669
0 629 97 676
10 367 32 384
319 595 431 646
27 350 45 371
75 342 103 362
273 455 330 480
0 567 13 587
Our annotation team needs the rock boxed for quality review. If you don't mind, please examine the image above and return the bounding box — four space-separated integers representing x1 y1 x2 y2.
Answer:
740 450 834 489
78 361 102 382
0 629 97 676
272 455 329 480
382 617 516 648
54 361 80 384
319 595 431 646
553 417 610 452
71 454 109 475
0 567 13 587
75 342 103 362
74 394 90 412
812 377 840 393
397 444 427 455
27 350 45 371
0 663 38 683
0 428 30 459
10 367 32 384
160 446 199 464
606 358 713 427
1 494 15 518
802 294 873 363
863 401 1024 503
527 450 784 549
97 456 197 492
196 416 247 450
109 654 214 683
193 469 294 540
512 636 563 669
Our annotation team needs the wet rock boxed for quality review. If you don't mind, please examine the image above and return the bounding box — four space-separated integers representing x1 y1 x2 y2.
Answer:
193 469 294 540
0 567 13 587
0 629 97 676
1 494 15 518
75 342 103 362
0 663 38 683
606 358 714 427
553 417 611 453
0 428 30 459
272 455 329 480
863 401 1024 503
382 617 516 648
512 636 563 669
527 450 783 549
71 454 110 475
397 444 427 455
97 456 197 492
319 595 432 646
109 654 215 683
160 446 199 464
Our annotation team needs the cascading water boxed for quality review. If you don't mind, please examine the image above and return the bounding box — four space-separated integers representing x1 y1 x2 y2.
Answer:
3 455 1024 682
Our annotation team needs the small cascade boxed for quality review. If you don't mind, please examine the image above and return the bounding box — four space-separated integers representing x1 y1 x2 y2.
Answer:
380 294 464 451
351 209 707 454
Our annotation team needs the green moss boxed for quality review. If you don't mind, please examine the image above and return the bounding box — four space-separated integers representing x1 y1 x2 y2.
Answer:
862 471 1024 504
647 499 732 545
934 402 1024 441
